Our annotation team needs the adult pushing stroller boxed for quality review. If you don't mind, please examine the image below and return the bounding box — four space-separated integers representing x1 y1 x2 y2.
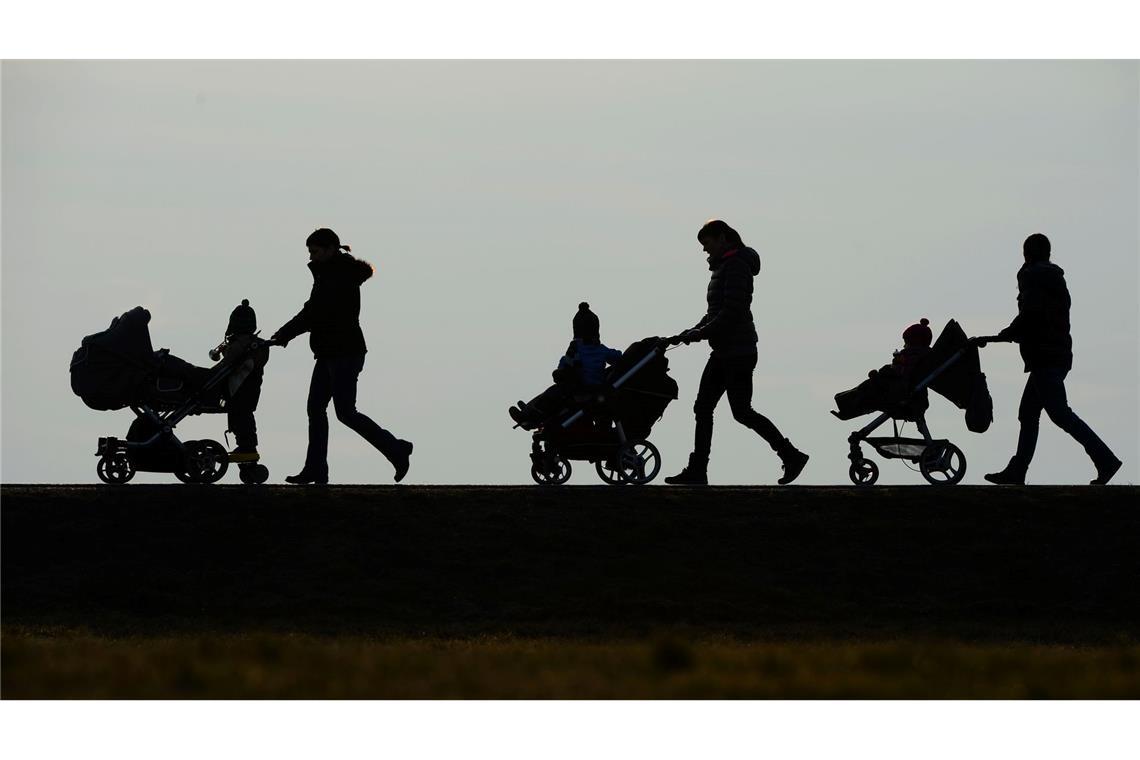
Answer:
70 305 274 484
832 319 993 486
520 337 679 485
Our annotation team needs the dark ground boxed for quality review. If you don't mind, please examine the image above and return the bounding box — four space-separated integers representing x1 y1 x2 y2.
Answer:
3 485 1139 697
3 485 1138 640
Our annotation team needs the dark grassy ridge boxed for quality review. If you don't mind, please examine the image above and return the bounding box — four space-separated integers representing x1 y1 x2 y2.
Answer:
2 485 1138 642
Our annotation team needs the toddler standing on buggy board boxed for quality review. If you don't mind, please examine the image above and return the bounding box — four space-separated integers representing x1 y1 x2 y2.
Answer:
70 302 275 484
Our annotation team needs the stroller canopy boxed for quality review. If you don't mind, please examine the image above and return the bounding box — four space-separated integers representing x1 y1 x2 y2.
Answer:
70 307 160 411
607 337 679 441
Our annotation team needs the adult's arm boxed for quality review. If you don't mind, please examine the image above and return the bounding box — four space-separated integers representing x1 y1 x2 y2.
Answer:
272 302 311 346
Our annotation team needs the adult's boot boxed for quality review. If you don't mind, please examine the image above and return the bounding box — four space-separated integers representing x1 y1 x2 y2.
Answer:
984 457 1027 485
776 440 809 485
664 454 708 485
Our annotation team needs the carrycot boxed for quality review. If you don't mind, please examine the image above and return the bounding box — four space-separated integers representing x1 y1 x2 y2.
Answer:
70 307 213 411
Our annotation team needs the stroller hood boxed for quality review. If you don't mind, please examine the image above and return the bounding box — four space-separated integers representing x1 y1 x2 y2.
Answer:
70 307 160 411
608 338 679 441
917 320 993 433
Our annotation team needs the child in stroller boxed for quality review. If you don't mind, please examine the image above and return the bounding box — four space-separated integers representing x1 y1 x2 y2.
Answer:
509 303 679 485
70 302 274 484
508 302 623 430
832 318 993 486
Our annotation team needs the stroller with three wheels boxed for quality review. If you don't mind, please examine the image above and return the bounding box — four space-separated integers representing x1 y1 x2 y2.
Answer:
520 337 679 485
831 319 993 486
70 306 274 485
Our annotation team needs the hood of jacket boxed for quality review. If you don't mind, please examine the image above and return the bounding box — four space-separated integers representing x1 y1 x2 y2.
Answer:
708 246 761 275
309 252 374 285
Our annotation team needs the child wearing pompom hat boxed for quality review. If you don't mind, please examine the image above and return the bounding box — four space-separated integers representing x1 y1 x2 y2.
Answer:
508 302 623 429
216 299 269 466
893 317 932 375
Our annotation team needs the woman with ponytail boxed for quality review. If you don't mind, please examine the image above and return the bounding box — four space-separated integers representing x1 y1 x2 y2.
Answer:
272 228 413 484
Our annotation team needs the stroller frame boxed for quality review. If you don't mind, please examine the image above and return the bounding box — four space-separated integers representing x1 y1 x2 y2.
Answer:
838 346 970 486
528 343 668 486
95 336 272 485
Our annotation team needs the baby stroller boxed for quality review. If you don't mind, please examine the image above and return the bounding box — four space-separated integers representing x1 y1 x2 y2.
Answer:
70 306 274 485
831 319 993 486
523 337 679 485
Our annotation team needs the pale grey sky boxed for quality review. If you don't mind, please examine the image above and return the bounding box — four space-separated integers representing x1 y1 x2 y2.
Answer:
2 60 1137 484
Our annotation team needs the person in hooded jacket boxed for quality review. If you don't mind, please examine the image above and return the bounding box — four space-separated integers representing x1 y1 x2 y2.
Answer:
271 228 413 484
665 220 809 485
980 233 1121 485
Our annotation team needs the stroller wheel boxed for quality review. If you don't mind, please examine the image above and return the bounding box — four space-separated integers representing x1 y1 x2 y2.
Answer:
182 439 229 484
849 459 879 486
531 454 571 485
240 463 270 485
596 441 662 485
97 453 135 485
919 442 966 486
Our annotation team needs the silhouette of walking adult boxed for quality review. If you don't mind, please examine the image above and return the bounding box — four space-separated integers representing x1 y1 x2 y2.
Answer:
271 228 413 484
665 220 809 485
980 233 1121 485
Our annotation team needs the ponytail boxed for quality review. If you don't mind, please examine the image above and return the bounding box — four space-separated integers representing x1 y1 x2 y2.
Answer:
307 227 351 252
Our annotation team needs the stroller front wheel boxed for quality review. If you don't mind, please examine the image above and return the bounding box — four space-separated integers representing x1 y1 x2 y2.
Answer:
531 454 571 485
97 453 135 485
849 459 879 486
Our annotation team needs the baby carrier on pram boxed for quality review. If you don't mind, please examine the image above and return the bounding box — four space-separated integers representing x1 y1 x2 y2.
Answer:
70 306 273 484
831 319 993 486
522 337 679 485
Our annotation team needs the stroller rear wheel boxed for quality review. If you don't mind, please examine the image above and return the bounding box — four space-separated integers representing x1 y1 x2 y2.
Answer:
531 454 571 485
97 453 135 485
596 440 662 485
849 459 879 486
919 442 966 486
179 439 229 484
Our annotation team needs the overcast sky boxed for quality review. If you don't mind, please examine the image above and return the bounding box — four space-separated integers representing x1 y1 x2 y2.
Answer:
2 60 1136 485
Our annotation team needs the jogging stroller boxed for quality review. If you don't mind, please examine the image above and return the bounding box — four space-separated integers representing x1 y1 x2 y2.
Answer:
70 305 274 485
831 319 993 486
522 337 679 485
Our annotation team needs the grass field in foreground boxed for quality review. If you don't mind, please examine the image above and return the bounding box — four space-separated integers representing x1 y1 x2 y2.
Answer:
4 630 1139 699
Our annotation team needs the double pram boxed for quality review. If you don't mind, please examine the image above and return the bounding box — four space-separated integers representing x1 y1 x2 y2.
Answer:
70 306 273 484
831 319 993 486
519 337 679 485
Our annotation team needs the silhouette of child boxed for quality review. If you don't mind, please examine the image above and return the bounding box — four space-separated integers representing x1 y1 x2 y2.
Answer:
217 299 269 464
509 302 623 429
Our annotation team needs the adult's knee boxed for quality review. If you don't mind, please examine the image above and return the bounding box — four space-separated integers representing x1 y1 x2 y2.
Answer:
727 398 756 424
333 401 359 426
307 401 329 419
693 398 716 420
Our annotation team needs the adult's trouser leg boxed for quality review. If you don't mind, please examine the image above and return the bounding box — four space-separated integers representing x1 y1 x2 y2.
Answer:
1028 368 1115 466
329 354 402 462
692 354 728 462
227 370 263 449
723 353 791 454
302 358 334 477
